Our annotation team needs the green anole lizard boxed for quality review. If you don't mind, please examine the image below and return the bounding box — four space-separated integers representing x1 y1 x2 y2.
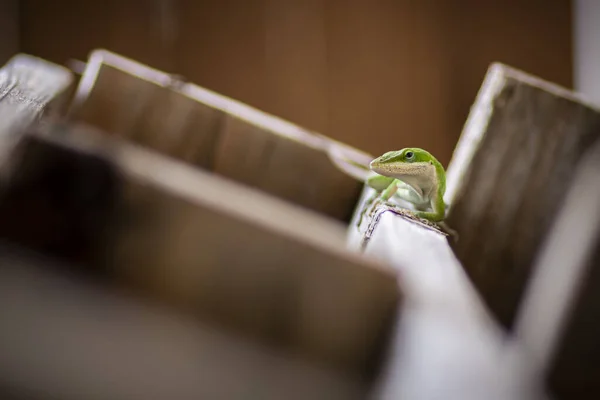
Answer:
330 147 457 239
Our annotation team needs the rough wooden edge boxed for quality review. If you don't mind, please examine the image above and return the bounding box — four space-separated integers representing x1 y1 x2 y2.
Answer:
69 49 374 168
67 50 373 222
496 62 600 112
35 121 381 269
3 121 401 380
444 61 600 208
2 54 74 113
443 63 506 205
360 206 447 250
347 186 448 251
0 53 74 181
0 54 72 118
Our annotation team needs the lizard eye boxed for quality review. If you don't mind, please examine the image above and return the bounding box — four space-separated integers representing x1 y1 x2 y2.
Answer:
405 151 414 160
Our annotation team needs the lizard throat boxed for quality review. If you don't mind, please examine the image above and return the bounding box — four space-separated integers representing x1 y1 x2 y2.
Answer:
371 162 433 179
371 162 437 197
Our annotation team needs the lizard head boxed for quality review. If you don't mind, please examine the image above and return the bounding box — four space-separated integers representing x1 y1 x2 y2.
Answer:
369 147 447 203
369 148 435 175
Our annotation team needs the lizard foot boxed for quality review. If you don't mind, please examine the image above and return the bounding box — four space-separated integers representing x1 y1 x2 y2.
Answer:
367 198 394 220
356 192 380 230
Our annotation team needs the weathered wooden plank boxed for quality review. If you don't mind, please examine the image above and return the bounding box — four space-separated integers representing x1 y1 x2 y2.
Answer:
0 241 366 400
0 53 74 187
0 120 399 380
443 62 600 328
68 57 223 168
0 53 74 135
347 192 535 399
213 115 366 222
511 140 600 399
67 49 370 221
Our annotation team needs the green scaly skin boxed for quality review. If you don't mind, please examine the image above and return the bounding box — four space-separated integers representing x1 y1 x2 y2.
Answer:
356 147 448 229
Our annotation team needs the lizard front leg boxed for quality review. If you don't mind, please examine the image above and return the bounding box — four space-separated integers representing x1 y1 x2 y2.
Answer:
412 193 445 222
357 190 380 228
393 184 430 210
366 180 400 221
356 174 396 229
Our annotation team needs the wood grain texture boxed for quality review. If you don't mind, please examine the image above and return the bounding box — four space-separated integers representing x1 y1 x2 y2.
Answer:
214 115 365 221
444 63 600 328
69 61 223 169
512 141 600 399
68 50 370 222
0 54 74 129
0 121 399 380
0 242 366 400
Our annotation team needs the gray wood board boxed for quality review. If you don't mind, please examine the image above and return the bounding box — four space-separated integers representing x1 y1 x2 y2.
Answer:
444 62 600 328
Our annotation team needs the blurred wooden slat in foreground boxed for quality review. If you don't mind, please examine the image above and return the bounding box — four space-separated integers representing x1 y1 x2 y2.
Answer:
444 62 600 328
0 120 400 381
0 51 400 397
66 49 371 222
0 242 365 400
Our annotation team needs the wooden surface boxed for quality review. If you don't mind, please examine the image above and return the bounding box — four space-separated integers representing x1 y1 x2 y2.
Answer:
0 120 399 380
347 189 546 400
443 62 600 328
2 54 75 115
0 242 365 400
512 140 600 399
67 49 370 222
0 53 73 134
0 53 74 189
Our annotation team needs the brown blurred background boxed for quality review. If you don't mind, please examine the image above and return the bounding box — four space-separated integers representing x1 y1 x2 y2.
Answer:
1 0 573 166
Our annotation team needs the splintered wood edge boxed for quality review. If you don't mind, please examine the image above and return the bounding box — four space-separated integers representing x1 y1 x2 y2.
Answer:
34 122 397 281
0 54 73 118
70 48 374 170
2 54 73 97
444 62 600 210
359 204 448 250
0 54 74 180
